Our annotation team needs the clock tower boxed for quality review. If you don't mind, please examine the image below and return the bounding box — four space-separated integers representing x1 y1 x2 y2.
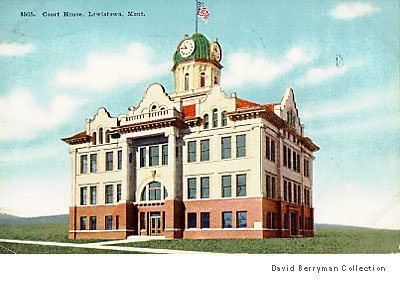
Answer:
172 33 222 95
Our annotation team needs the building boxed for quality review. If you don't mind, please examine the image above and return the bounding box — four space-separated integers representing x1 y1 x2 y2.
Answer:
62 33 319 240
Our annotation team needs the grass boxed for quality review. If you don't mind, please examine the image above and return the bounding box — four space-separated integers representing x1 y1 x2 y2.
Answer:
0 222 102 243
1 221 399 254
119 228 400 254
0 243 138 254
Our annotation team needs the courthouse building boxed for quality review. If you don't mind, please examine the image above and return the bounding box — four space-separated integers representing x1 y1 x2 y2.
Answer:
63 33 319 239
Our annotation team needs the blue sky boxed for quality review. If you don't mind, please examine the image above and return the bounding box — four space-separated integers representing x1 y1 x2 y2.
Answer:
0 0 398 229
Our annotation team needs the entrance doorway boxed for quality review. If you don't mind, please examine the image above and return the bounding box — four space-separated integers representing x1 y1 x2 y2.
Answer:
149 212 161 236
290 213 297 236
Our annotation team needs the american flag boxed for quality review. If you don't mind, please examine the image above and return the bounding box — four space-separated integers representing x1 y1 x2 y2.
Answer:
197 1 211 22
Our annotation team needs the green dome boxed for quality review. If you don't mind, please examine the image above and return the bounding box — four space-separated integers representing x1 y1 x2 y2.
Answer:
173 33 211 64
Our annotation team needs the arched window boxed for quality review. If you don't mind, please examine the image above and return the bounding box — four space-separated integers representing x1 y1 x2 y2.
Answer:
151 104 157 112
221 111 228 126
200 72 206 87
98 128 103 145
163 186 168 199
105 130 110 143
92 132 97 145
214 76 218 84
212 109 218 128
184 73 189 91
140 187 147 201
203 114 209 129
149 182 161 201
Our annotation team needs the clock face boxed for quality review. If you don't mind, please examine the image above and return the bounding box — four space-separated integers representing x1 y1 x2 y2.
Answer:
211 42 222 62
179 39 195 58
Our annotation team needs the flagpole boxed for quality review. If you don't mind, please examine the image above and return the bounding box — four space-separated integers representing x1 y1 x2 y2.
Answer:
195 0 198 33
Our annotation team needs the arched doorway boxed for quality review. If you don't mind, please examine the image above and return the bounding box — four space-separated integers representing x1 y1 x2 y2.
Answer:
138 181 168 236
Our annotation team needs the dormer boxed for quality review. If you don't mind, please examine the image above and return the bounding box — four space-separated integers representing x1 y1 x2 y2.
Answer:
274 88 304 135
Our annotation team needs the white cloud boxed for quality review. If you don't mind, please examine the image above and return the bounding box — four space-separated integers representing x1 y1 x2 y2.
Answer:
0 176 70 217
55 42 170 92
331 2 381 20
223 47 313 88
299 64 353 85
315 182 400 230
0 90 85 140
0 42 35 56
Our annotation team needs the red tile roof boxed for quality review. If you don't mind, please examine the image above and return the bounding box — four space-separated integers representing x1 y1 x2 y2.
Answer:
264 103 279 111
62 131 91 144
182 104 196 119
236 98 260 109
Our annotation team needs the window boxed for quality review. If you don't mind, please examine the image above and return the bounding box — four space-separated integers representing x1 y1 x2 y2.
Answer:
288 182 292 203
149 182 161 201
140 213 146 230
200 212 210 229
266 175 271 198
116 216 119 230
283 145 287 167
106 152 113 171
105 130 110 143
237 211 247 228
221 137 231 159
105 216 113 230
188 141 196 162
236 174 246 197
297 186 302 204
293 184 298 203
162 144 168 165
203 114 209 129
117 184 122 202
140 147 146 168
184 73 189 91
212 108 218 128
222 212 232 228
266 137 271 160
105 185 113 204
288 148 292 168
271 139 275 162
117 150 122 170
284 213 289 229
293 151 297 171
164 187 168 199
200 72 205 87
236 134 246 158
80 187 87 205
141 188 147 201
200 177 210 198
200 139 210 161
90 216 96 230
296 153 300 173
214 76 218 84
188 178 196 199
267 212 277 229
267 212 272 229
284 180 288 201
90 154 97 173
80 217 87 230
80 155 88 174
304 159 310 177
222 175 231 198
149 146 159 166
188 213 197 229
271 177 276 199
98 128 103 145
92 132 97 145
221 111 227 126
90 186 96 205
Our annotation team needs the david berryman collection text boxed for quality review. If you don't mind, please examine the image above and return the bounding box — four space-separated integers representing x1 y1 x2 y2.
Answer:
271 264 386 274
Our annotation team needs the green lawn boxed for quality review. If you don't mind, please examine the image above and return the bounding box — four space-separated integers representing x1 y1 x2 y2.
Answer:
0 222 102 243
119 228 400 254
0 243 137 254
1 221 399 254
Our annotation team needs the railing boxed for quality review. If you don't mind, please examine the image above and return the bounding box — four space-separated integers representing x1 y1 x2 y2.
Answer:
122 109 181 125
